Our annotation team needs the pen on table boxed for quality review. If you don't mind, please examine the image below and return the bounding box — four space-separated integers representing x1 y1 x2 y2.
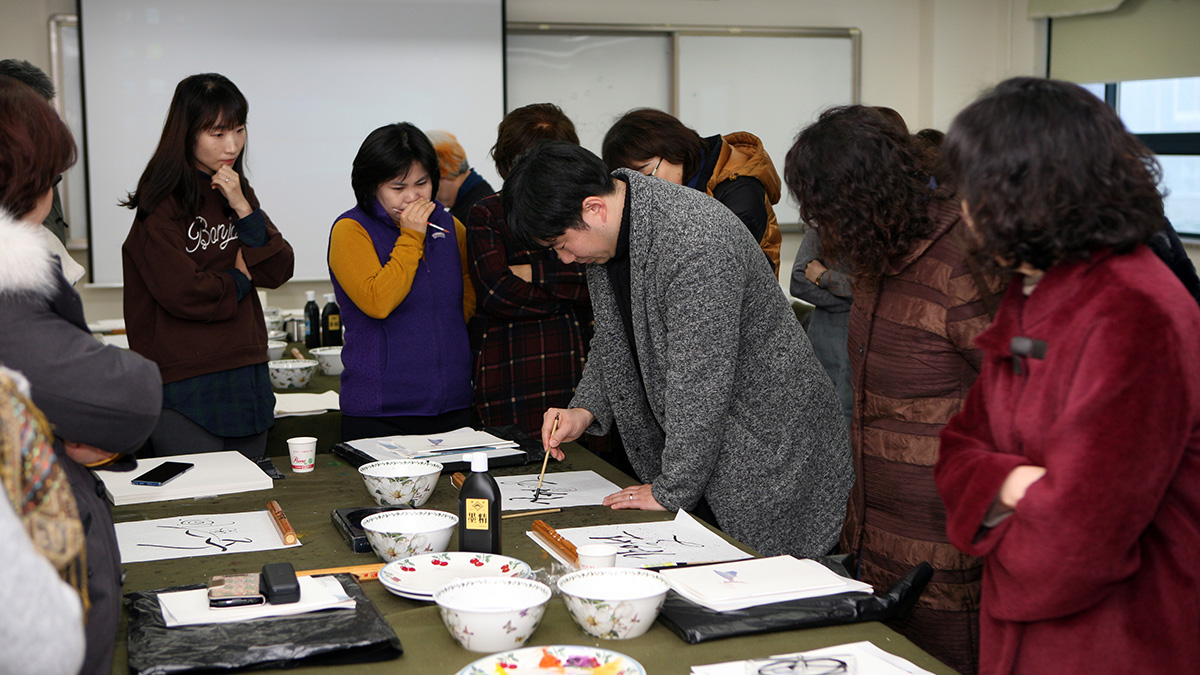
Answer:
531 519 577 567
533 413 559 501
266 500 298 545
501 508 561 520
295 563 384 581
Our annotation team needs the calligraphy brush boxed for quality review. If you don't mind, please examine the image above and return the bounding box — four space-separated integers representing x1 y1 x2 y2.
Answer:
533 413 559 502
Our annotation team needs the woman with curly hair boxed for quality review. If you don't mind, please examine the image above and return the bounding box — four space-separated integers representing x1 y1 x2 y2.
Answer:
784 105 1005 675
935 77 1200 674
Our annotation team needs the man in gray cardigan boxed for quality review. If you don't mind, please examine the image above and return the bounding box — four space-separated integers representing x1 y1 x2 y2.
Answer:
502 142 851 557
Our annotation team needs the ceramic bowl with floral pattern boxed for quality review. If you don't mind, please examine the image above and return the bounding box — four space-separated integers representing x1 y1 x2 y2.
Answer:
434 577 551 653
267 359 319 389
360 509 457 562
359 459 442 507
557 568 669 640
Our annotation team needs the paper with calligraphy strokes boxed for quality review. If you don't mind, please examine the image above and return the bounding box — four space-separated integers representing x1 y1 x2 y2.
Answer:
497 470 623 511
527 510 752 568
115 511 302 564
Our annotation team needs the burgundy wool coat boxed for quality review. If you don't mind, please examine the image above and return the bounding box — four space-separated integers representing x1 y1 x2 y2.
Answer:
935 246 1200 675
466 194 591 437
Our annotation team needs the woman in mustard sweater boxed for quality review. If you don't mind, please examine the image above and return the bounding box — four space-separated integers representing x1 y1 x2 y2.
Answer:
328 122 474 442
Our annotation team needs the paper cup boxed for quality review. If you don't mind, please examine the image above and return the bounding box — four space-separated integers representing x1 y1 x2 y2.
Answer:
576 544 618 569
287 436 317 473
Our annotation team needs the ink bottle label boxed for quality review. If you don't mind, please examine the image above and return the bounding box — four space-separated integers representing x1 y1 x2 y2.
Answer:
465 498 490 530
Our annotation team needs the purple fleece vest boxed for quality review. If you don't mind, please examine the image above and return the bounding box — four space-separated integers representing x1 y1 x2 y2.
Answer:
329 200 472 417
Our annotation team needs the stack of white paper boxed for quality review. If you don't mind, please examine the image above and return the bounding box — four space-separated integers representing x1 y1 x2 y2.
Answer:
274 390 340 417
346 426 521 465
659 555 873 612
158 575 355 627
691 641 937 675
101 451 273 506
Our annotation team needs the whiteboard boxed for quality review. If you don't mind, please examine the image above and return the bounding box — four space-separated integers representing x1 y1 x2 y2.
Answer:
506 33 673 155
79 0 505 285
506 25 860 226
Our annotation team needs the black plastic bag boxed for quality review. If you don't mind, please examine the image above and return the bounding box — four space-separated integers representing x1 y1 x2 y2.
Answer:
656 562 933 644
125 573 401 674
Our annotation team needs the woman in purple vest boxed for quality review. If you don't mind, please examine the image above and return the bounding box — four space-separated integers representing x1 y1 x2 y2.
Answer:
328 123 475 441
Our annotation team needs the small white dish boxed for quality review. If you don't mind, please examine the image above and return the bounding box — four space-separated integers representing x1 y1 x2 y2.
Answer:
454 645 646 675
435 577 551 653
309 345 344 376
267 359 318 389
379 552 531 601
358 459 442 507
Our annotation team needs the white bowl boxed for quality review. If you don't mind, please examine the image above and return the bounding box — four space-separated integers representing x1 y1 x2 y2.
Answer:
267 329 288 342
435 577 551 652
361 509 457 562
309 346 344 376
266 340 287 361
267 359 319 389
358 459 442 507
557 568 669 640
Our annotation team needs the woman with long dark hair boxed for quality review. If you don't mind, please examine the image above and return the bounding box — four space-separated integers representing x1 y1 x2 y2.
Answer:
784 105 1005 675
122 73 294 458
935 77 1200 674
329 122 474 441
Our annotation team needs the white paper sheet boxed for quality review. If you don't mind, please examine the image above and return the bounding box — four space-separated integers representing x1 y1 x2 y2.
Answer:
100 451 273 506
346 427 518 458
115 511 302 564
660 555 873 611
497 470 622 511
527 510 751 568
691 641 938 675
273 390 340 417
158 575 354 627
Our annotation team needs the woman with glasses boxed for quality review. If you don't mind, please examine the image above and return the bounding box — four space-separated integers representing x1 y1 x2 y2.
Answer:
122 73 294 459
602 108 783 276
935 77 1200 674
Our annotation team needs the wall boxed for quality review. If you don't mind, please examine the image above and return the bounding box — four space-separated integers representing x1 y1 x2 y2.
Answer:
4 0 1194 317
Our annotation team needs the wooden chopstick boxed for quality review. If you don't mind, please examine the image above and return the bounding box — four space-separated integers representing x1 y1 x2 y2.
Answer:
531 519 577 566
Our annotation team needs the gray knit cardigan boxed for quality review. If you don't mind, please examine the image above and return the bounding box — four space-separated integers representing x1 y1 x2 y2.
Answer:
571 169 853 557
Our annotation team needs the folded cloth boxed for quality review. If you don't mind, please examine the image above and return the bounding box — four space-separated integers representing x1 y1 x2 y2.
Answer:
124 573 401 674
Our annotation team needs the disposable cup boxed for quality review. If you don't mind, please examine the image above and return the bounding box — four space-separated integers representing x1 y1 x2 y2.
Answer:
287 436 317 473
576 544 618 569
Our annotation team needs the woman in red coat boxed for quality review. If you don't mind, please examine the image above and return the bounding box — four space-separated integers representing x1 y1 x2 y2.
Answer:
935 77 1200 674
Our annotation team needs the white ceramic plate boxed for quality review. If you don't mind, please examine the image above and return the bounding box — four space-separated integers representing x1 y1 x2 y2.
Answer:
379 552 531 600
455 645 646 675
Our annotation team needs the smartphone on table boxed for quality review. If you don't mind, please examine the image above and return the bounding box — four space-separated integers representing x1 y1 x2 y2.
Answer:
131 461 194 487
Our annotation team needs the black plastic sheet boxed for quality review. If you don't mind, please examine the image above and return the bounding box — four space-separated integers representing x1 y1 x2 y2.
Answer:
656 562 933 644
125 573 401 674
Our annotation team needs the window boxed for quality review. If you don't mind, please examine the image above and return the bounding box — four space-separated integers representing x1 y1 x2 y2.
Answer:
1083 76 1200 237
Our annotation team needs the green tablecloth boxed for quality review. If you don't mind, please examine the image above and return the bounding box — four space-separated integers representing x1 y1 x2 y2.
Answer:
111 449 957 674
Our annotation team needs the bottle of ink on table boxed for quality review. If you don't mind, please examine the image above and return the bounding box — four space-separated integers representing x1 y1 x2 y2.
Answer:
321 293 342 347
303 290 321 348
458 452 501 554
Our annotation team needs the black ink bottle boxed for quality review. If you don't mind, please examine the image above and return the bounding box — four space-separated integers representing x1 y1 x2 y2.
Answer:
303 290 321 348
458 452 501 554
321 293 342 347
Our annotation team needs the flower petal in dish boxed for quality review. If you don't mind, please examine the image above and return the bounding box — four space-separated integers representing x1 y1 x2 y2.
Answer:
358 459 442 507
308 346 344 375
434 577 551 653
267 359 318 389
454 645 646 675
360 509 457 562
557 568 670 640
379 552 531 601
